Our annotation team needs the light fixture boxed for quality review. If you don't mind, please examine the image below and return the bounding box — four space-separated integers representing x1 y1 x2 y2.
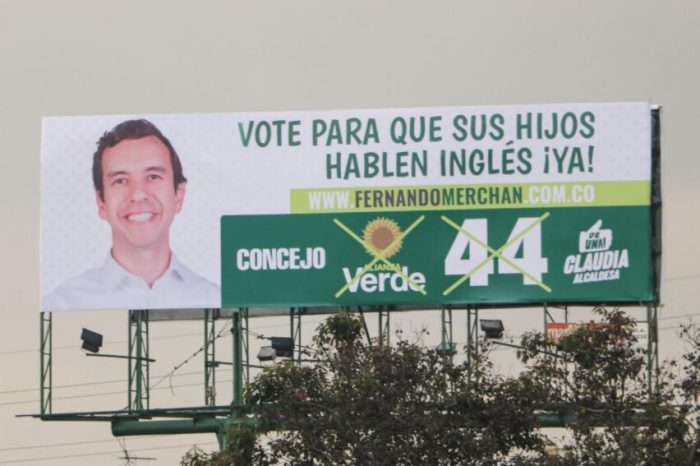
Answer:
480 319 504 339
270 337 294 358
257 346 277 362
81 328 103 353
257 337 295 362
435 341 457 355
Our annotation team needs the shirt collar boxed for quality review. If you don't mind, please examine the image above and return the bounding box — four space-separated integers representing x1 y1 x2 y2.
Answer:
100 252 188 289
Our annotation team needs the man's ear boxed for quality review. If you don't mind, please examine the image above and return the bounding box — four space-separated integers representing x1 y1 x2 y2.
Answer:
96 191 107 220
175 182 186 214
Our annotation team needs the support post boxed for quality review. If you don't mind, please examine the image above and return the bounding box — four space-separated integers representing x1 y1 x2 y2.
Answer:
378 307 391 345
646 304 660 394
232 309 243 410
439 305 455 360
543 304 569 333
356 306 372 344
241 308 250 386
40 312 52 416
290 307 303 364
128 310 150 413
543 304 570 397
216 430 227 450
466 306 479 377
204 309 217 406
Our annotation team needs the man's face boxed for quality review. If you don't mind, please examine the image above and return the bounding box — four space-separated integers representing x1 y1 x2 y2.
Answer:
96 135 186 251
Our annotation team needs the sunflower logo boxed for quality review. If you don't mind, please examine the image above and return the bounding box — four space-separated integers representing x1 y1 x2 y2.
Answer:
363 217 402 258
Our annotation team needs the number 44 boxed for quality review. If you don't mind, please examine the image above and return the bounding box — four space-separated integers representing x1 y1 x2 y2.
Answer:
444 218 548 287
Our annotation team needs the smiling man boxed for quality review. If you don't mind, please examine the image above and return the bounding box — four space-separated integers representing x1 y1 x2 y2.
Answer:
43 119 220 311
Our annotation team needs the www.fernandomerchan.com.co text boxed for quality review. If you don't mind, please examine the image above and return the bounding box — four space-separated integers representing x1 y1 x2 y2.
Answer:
304 184 596 211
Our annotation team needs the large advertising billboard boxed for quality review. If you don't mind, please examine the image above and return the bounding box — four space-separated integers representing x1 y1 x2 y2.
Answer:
41 102 654 311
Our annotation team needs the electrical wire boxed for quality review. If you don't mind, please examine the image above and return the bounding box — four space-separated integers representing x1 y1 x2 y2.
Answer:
0 438 127 452
0 430 217 454
0 378 233 407
0 332 202 357
0 441 218 465
0 317 327 396
0 370 202 395
0 316 324 357
658 312 700 321
663 273 700 282
151 319 233 392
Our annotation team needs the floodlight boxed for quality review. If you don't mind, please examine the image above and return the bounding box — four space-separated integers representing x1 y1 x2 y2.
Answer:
480 319 505 339
81 328 103 353
257 346 277 362
270 337 294 358
435 341 457 355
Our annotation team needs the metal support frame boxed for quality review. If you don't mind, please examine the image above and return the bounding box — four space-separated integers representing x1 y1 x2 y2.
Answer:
542 304 571 397
232 309 243 410
378 307 391 345
465 307 479 376
646 304 660 394
227 307 249 450
439 305 455 359
40 312 52 416
204 309 218 406
128 310 150 413
290 307 304 364
543 304 569 333
355 306 373 344
32 302 665 446
241 308 250 386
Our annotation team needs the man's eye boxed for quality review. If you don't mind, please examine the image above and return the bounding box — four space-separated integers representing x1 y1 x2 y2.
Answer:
148 174 163 181
112 178 127 186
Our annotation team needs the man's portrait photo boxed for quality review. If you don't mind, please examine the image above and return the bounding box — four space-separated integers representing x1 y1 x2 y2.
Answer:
42 118 220 311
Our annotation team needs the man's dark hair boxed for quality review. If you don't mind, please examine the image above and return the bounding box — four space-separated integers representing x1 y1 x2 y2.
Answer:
92 119 187 199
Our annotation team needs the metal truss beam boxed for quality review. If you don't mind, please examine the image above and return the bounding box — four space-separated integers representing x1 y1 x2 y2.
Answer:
378 307 391 345
646 304 660 394
465 306 479 377
438 305 455 359
204 308 218 406
40 312 52 416
128 310 150 413
290 307 304 364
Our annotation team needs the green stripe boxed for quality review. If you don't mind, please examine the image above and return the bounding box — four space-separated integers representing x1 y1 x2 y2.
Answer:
290 181 650 213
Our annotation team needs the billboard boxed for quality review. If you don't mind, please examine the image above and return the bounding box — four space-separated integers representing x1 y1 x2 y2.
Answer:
41 102 654 311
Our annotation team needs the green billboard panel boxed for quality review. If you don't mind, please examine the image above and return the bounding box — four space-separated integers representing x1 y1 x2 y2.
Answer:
222 207 652 307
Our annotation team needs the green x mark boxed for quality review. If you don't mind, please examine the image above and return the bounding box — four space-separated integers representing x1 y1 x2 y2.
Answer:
441 213 552 296
333 215 426 298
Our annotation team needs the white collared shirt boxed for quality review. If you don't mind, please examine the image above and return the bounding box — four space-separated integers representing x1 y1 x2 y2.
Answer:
43 253 220 311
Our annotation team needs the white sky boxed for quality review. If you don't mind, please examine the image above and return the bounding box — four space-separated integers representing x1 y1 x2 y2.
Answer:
1 0 700 464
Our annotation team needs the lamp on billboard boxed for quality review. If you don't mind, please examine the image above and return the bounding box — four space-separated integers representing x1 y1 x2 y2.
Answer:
257 337 295 362
480 320 505 339
435 341 457 356
80 328 103 353
270 337 295 358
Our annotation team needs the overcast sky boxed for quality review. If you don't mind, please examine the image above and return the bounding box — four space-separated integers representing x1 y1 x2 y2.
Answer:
1 1 699 464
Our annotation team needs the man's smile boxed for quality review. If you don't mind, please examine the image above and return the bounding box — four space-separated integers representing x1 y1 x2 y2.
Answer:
125 212 158 223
